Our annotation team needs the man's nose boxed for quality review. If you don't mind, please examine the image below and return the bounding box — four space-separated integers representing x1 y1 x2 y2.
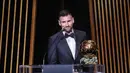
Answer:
66 22 69 26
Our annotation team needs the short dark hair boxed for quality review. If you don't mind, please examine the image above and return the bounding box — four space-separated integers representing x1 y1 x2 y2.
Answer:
58 9 72 17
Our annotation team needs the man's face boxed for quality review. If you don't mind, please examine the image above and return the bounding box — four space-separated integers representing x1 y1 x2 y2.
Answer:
59 15 74 32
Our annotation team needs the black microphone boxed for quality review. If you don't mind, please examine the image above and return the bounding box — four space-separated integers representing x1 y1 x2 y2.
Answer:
62 27 73 33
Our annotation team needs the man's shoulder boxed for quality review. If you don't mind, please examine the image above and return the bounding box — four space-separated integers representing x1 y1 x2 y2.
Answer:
74 29 91 40
74 29 86 34
49 31 62 39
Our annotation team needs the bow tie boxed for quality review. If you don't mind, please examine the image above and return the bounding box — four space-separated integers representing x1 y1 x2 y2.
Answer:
65 33 75 38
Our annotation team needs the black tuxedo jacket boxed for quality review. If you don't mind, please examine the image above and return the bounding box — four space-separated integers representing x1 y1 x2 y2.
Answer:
47 29 89 64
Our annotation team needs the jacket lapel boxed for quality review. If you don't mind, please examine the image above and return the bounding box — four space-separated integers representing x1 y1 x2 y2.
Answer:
58 30 81 60
74 30 81 59
58 33 74 60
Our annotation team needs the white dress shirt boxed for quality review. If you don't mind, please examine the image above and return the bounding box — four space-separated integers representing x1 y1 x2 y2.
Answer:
63 30 76 59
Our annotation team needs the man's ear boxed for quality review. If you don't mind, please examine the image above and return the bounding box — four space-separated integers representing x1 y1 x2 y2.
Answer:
72 17 74 23
58 20 61 26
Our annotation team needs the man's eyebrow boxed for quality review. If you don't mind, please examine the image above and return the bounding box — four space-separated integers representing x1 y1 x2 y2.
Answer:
67 20 71 22
61 21 66 23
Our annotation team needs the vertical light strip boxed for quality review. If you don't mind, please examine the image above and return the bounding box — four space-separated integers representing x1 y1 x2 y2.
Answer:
97 0 104 64
101 0 108 72
16 0 23 73
119 0 127 72
4 0 11 73
29 0 37 65
109 0 116 72
22 0 28 66
117 0 124 72
10 0 17 73
114 0 120 73
127 0 130 71
128 0 130 26
105 0 112 72
123 0 128 73
93 0 101 64
88 0 95 41
0 0 5 60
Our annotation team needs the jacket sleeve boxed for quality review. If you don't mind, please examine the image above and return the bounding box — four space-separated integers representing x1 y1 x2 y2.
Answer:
47 37 57 64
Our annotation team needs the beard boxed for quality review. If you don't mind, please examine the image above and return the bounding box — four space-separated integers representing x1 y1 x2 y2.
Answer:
63 27 72 33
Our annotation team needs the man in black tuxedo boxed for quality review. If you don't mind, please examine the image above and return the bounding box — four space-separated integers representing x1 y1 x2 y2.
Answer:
47 9 90 64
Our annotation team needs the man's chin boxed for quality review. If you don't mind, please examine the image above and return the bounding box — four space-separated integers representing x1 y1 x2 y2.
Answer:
64 29 72 33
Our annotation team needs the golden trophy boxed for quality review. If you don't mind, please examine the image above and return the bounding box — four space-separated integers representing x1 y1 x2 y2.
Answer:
80 40 98 64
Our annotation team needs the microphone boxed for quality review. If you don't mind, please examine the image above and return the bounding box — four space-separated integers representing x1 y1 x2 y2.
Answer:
62 27 72 33
61 27 65 31
41 53 46 73
43 53 46 65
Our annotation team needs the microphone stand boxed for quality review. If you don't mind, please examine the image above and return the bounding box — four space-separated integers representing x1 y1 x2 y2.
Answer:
42 53 46 73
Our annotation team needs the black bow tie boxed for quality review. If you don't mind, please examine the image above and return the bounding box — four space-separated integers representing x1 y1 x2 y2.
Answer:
65 33 75 38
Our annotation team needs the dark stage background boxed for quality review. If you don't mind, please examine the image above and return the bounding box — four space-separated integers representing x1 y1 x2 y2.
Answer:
0 0 129 73
34 0 91 64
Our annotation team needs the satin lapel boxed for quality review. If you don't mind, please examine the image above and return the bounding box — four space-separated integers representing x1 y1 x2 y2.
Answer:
58 37 74 59
74 30 81 59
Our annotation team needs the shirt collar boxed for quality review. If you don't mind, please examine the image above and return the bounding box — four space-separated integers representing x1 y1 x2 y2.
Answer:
62 29 74 35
